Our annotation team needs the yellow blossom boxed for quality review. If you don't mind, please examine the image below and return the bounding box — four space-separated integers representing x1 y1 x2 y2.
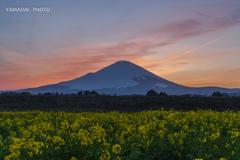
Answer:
112 144 121 154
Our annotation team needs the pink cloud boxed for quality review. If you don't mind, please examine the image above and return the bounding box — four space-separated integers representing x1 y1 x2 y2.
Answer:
1 3 240 90
141 3 240 43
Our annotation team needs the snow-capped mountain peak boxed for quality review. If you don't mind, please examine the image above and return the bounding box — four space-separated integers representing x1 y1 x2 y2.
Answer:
16 60 240 95
59 60 167 90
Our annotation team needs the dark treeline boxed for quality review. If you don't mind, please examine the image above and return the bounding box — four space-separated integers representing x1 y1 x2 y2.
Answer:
0 91 239 112
1 90 230 97
0 90 100 96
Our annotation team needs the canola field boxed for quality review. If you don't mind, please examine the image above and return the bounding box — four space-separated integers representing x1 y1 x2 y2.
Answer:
0 109 239 160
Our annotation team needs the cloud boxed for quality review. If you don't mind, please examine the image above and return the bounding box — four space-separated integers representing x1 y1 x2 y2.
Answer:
199 68 240 80
143 3 240 43
1 3 240 90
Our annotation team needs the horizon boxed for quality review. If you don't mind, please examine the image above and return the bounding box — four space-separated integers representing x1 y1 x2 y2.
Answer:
1 0 240 90
1 60 239 92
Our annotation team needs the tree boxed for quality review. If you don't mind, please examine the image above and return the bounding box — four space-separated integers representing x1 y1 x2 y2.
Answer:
90 90 99 95
43 92 52 96
84 90 90 95
212 91 223 97
146 89 158 96
21 92 32 96
77 91 83 95
159 92 168 97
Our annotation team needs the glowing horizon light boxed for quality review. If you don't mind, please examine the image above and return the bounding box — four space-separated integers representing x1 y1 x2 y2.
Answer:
0 0 240 90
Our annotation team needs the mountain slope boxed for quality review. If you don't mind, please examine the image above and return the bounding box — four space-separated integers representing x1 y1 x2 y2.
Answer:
59 61 177 90
17 61 240 95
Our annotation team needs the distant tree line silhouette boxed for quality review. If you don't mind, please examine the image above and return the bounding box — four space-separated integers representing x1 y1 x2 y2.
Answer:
145 89 230 97
0 90 233 97
77 90 99 96
212 91 226 97
145 89 168 97
0 90 100 96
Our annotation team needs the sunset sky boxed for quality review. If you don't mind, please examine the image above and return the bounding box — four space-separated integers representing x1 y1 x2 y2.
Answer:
0 0 240 91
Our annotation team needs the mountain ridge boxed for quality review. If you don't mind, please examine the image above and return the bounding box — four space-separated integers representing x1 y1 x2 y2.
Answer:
13 60 240 95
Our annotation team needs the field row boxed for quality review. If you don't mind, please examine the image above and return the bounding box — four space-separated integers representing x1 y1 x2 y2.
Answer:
0 109 239 159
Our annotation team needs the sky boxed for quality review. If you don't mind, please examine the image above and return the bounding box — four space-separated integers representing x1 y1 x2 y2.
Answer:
0 0 240 91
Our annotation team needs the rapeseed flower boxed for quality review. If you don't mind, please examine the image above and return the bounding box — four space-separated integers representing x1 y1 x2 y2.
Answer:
112 144 121 154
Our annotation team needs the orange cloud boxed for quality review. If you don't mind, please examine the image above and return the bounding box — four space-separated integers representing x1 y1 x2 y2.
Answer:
1 4 240 90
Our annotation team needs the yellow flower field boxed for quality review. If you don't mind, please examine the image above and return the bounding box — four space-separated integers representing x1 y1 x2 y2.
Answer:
0 109 239 160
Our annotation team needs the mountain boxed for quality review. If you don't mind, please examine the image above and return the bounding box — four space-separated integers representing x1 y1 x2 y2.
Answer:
16 61 240 95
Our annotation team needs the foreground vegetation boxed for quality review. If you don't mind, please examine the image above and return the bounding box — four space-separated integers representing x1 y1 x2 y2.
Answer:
0 110 240 159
